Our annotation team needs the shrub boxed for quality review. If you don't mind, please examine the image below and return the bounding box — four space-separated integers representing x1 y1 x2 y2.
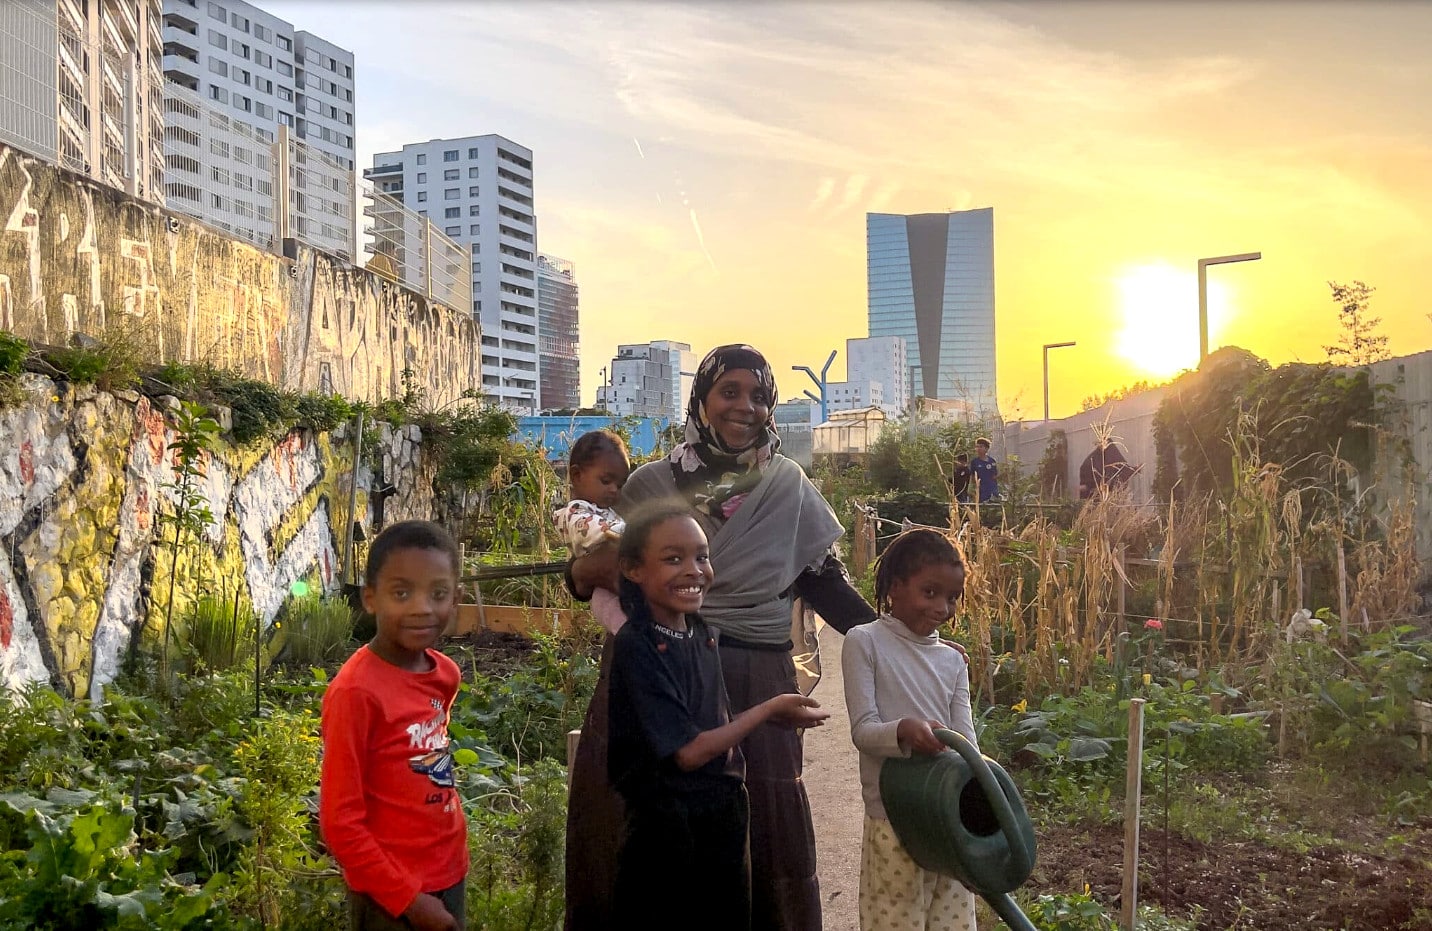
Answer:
465 759 567 930
211 374 295 445
226 710 325 927
45 324 148 391
276 596 355 668
0 331 27 376
293 392 355 434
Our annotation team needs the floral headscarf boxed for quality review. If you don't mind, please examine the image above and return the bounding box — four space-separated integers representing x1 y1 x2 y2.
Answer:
668 344 782 518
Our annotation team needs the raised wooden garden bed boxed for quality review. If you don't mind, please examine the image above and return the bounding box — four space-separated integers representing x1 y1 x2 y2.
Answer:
446 603 577 639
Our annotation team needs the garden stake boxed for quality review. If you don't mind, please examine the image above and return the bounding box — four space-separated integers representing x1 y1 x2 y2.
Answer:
254 607 262 719
341 410 365 588
1121 698 1146 931
1163 726 1170 908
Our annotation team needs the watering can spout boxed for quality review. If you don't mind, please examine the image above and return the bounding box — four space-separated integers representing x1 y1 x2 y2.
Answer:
879 729 1038 926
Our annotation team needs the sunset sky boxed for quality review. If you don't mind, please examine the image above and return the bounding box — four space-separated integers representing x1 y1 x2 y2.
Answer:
271 0 1432 419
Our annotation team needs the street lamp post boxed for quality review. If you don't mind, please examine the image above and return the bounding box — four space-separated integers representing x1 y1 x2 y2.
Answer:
793 350 838 424
1197 252 1261 363
1042 341 1076 422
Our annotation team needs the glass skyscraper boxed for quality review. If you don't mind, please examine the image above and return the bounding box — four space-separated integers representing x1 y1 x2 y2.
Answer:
867 208 996 414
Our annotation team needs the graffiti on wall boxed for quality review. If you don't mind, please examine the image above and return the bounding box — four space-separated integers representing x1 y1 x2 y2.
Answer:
0 145 479 404
0 375 435 699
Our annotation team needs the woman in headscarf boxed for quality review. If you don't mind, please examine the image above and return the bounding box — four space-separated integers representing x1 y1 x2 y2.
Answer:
564 344 876 931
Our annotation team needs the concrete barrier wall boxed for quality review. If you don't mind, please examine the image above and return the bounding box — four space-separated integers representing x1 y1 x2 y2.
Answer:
0 144 478 405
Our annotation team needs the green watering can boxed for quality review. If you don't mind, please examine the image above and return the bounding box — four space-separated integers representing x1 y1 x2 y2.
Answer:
880 729 1038 931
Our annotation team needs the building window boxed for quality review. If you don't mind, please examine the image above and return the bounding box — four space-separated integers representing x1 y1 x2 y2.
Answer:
343 64 352 78
207 30 227 49
444 169 459 181
234 68 249 85
416 172 426 183
230 12 248 30
276 34 291 51
444 188 459 200
254 51 272 68
255 102 272 119
469 185 479 196
445 225 460 236
208 84 228 103
208 2 225 20
416 154 426 165
277 61 292 77
468 147 480 159
470 224 480 235
468 167 479 179
417 192 427 202
469 205 479 216
208 58 227 76
254 23 270 41
473 262 481 273
444 149 459 162
278 111 293 126
444 207 459 218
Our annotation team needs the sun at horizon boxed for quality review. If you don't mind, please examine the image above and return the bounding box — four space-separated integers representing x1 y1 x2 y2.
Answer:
1112 264 1235 380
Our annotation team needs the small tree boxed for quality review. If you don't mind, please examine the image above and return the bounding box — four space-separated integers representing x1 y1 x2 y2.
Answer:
1324 280 1389 366
158 401 222 672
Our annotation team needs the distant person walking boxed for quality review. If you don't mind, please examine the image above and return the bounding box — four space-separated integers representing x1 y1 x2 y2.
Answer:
1078 439 1135 499
947 453 972 503
970 438 999 502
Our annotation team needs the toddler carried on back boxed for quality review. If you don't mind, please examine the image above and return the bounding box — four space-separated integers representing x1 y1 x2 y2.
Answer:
553 429 631 634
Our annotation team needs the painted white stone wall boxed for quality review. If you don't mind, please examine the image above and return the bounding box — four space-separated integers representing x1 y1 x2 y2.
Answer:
0 374 435 697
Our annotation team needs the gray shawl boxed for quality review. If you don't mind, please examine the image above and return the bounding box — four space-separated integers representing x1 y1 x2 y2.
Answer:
619 454 843 645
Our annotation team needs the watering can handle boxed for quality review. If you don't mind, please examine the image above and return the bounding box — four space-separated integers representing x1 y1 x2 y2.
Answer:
934 729 1033 877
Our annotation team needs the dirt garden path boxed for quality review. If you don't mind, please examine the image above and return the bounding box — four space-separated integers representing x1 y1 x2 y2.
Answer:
805 623 865 931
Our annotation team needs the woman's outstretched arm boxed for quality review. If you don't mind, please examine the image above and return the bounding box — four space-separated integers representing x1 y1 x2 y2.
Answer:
791 551 876 635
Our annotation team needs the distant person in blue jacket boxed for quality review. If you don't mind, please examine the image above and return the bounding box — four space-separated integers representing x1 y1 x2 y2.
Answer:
971 438 999 502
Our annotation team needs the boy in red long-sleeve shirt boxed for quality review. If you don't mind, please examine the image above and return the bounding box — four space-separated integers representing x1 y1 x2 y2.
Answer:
320 520 467 931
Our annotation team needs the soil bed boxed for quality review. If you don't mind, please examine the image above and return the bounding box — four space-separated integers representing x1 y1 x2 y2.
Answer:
444 629 541 679
1029 815 1432 929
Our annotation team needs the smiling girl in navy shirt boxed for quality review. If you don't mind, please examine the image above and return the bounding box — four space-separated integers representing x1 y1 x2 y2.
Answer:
606 500 830 930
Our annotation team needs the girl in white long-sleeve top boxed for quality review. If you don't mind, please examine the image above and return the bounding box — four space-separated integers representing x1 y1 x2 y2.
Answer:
842 528 977 931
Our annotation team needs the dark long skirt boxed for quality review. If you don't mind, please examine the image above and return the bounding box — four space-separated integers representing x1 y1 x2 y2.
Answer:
613 781 750 931
564 637 822 931
719 641 823 931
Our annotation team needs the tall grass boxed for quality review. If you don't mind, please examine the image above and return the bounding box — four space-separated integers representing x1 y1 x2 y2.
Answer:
179 593 254 673
277 596 355 667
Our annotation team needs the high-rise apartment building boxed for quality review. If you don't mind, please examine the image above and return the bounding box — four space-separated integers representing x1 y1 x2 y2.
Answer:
367 135 538 412
596 340 695 422
867 208 996 414
537 254 579 411
844 335 909 418
0 0 165 202
160 0 355 257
